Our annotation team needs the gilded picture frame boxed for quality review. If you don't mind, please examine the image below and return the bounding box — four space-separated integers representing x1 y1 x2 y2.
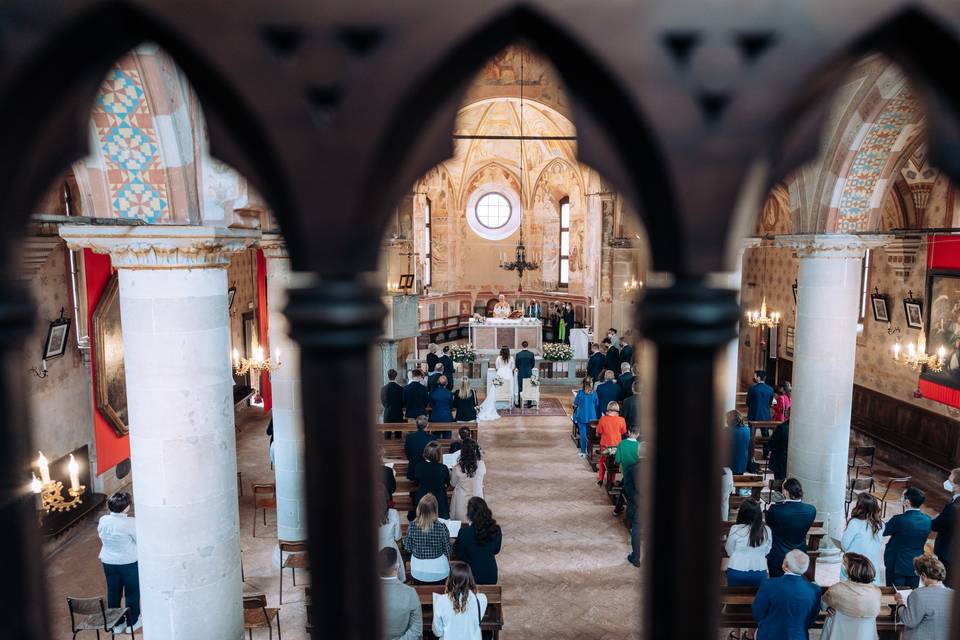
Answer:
92 275 129 436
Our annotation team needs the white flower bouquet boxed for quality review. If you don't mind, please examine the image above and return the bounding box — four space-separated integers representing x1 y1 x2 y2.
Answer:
449 343 477 363
492 377 504 386
542 342 574 361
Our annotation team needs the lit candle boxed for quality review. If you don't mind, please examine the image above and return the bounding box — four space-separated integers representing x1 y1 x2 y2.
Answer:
275 348 281 366
938 346 947 363
30 475 41 494
232 348 240 369
67 454 80 492
893 343 901 360
41 359 47 373
37 451 50 485
907 343 916 357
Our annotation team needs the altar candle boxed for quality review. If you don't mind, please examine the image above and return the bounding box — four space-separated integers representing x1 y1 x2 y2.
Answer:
232 348 240 369
275 348 282 366
30 475 41 494
67 454 80 492
37 451 50 485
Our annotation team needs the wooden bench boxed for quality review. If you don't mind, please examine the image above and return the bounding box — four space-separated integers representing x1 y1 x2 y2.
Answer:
393 481 455 512
378 422 478 443
384 438 457 461
720 520 826 581
720 585 901 637
415 585 503 639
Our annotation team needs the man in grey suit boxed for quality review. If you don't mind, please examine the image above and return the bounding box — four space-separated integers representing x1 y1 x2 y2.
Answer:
379 547 422 640
515 340 536 407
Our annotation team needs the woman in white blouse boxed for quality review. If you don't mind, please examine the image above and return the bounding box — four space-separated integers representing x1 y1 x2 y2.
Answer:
378 490 405 582
432 561 488 640
841 493 884 585
724 498 772 586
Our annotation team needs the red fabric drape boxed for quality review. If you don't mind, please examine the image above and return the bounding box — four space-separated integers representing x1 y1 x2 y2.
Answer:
256 249 272 412
919 235 960 408
84 249 130 475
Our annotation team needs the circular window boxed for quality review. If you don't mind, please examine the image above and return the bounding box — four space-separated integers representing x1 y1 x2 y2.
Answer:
475 192 512 229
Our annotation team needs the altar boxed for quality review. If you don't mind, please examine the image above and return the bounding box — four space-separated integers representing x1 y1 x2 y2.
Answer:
469 317 543 353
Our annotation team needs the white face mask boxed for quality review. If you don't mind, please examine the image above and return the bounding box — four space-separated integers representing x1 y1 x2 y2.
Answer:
945 479 956 493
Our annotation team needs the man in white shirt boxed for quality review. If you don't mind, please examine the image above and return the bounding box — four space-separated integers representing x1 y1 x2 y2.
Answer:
97 492 141 632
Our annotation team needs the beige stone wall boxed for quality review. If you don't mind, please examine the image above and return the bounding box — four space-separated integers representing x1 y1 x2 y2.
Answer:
22 245 97 479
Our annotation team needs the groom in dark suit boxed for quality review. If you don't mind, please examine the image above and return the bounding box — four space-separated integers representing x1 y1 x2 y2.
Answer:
515 341 536 408
439 346 455 382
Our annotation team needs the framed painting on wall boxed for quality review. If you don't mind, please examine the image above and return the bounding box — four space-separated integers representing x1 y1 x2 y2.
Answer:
92 275 129 436
904 297 924 329
921 273 960 390
42 315 71 360
784 326 795 358
870 294 889 323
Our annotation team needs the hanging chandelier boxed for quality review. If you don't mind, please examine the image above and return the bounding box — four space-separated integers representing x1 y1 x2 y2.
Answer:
233 344 281 376
892 332 945 372
746 297 781 328
497 48 538 292
746 246 781 328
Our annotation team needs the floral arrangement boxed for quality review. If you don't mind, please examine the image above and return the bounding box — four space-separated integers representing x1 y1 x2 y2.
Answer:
449 343 477 363
492 377 504 386
528 377 540 387
542 342 574 361
472 313 486 324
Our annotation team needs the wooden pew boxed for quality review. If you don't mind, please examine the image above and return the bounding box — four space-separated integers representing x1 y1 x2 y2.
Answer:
415 585 504 639
720 585 901 638
384 437 457 461
377 422 478 443
720 520 826 581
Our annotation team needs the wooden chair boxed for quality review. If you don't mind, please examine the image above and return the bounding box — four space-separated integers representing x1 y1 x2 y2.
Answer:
252 483 276 537
243 594 281 639
278 540 309 604
871 476 911 518
66 596 133 639
848 445 876 483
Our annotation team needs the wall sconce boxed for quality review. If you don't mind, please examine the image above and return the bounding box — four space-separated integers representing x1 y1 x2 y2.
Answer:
31 451 84 513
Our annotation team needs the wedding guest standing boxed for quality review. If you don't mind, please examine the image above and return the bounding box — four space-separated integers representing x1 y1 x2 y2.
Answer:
450 440 486 522
381 368 405 423
573 377 601 459
453 378 478 423
97 492 141 633
455 497 502 585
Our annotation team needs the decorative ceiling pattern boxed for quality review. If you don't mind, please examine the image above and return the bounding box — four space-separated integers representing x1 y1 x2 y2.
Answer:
834 88 920 233
91 56 170 222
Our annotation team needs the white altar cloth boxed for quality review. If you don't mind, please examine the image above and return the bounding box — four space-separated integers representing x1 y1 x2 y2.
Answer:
469 318 542 353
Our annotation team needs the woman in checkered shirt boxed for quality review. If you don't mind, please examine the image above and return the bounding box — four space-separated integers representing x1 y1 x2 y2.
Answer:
404 493 452 583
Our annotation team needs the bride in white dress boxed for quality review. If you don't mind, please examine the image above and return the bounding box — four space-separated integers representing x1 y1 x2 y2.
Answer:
494 346 516 408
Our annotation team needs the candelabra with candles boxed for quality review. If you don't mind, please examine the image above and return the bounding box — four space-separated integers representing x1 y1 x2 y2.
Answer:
232 345 282 376
746 297 781 328
499 232 539 292
892 332 946 372
31 451 84 513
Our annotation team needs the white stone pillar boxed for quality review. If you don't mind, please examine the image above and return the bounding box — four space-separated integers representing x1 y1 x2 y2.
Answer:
261 235 308 553
711 239 758 412
60 225 257 640
777 234 887 540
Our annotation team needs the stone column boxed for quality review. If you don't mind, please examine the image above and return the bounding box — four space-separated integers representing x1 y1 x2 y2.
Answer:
286 279 387 639
261 234 308 553
640 279 739 638
712 239 759 412
60 225 257 640
777 234 887 540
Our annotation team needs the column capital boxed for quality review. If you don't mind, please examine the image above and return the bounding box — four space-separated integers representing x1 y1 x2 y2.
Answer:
58 225 259 269
259 232 289 260
773 233 892 258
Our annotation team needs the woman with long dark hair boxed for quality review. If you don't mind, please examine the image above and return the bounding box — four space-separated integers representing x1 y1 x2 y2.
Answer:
455 497 502 585
431 561 488 639
451 439 486 521
724 498 772 586
841 493 884 585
